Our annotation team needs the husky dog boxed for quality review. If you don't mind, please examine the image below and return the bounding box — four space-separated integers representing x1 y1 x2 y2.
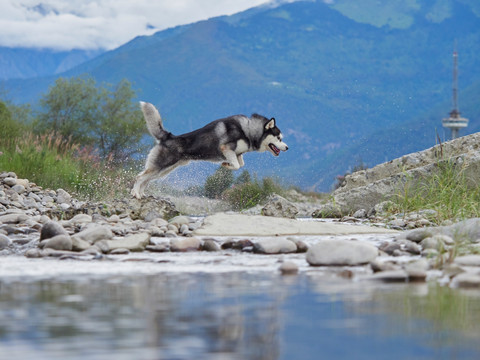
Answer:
131 102 288 199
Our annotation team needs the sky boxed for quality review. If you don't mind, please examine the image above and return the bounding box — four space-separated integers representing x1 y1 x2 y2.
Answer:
0 0 276 51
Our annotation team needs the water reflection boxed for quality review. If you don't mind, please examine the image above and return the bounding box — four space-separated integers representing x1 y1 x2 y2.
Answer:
1 273 480 360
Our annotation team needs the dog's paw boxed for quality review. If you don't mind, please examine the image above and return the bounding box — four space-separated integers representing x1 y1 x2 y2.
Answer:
222 162 232 168
130 188 142 199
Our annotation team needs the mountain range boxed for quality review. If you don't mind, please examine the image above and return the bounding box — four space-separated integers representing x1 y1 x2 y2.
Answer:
1 0 480 191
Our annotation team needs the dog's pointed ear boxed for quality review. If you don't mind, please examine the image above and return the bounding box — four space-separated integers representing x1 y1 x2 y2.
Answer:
265 118 276 130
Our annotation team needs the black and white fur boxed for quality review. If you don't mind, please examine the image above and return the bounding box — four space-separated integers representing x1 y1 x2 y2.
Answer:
131 102 288 199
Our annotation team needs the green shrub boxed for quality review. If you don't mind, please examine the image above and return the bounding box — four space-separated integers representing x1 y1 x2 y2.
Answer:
204 167 234 199
223 176 285 210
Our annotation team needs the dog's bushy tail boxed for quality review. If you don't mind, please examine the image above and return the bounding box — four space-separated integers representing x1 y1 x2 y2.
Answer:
140 101 167 141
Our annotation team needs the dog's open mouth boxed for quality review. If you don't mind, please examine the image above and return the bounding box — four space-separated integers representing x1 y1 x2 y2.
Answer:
269 143 281 156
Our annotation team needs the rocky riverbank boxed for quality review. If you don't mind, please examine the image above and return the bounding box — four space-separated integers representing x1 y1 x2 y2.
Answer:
1 171 480 289
314 132 480 218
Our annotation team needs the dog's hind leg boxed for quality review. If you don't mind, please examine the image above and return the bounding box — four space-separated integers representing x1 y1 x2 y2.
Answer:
131 161 189 199
131 167 160 199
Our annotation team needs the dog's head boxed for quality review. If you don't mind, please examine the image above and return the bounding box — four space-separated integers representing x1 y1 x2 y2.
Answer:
260 117 288 156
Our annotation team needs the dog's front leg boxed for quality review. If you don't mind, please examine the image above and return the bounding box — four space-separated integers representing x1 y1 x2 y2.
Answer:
237 154 245 168
221 149 240 170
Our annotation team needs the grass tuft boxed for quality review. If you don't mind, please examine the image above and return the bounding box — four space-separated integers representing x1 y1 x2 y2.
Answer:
0 132 135 201
389 159 480 225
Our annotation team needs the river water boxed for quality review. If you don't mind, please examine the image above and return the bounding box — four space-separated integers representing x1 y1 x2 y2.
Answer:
1 256 480 360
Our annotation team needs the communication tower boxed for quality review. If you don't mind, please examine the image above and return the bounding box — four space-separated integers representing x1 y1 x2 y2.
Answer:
442 47 468 140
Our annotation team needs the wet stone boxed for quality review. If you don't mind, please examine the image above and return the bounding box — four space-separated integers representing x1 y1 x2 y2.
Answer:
400 240 422 255
307 239 378 266
71 237 92 252
167 224 178 233
454 255 480 267
371 270 409 283
25 248 42 258
169 216 191 228
110 248 130 255
406 229 432 243
279 261 299 275
72 225 113 244
222 239 254 250
40 221 69 241
0 234 11 249
253 238 297 254
420 237 445 251
404 259 428 282
379 242 401 255
146 244 169 252
43 235 73 251
370 259 401 273
451 273 480 289
0 213 28 224
104 233 151 253
287 237 308 253
170 237 201 252
70 214 93 224
202 239 221 252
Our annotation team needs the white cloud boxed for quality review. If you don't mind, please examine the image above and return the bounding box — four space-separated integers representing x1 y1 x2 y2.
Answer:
0 0 271 50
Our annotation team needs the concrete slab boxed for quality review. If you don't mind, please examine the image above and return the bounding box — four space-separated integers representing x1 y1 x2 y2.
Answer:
193 213 398 237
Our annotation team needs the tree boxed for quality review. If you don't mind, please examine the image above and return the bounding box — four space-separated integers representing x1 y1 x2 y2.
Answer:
37 76 98 144
0 101 26 145
37 76 146 161
94 79 147 160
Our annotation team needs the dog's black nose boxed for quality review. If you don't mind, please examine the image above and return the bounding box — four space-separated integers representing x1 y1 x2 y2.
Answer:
285 146 289 151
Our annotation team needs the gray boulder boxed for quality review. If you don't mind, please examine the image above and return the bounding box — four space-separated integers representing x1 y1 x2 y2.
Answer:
40 221 69 240
312 204 343 219
72 225 113 244
43 235 73 251
103 233 151 253
306 239 378 266
110 197 179 221
261 194 298 219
